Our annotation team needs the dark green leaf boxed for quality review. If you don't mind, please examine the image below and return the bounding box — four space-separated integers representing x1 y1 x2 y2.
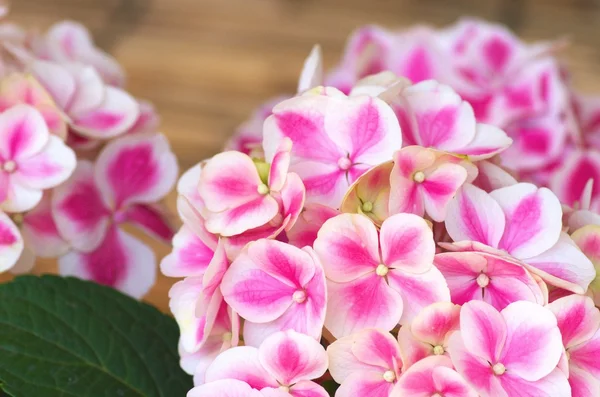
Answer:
0 275 192 397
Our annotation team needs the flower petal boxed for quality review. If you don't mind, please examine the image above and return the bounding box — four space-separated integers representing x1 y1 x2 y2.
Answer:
188 379 263 397
498 369 570 397
0 211 23 272
298 45 324 93
459 300 507 363
421 162 468 222
0 104 49 161
287 204 338 249
21 192 69 257
122 203 175 243
160 225 215 278
204 346 278 389
548 294 600 349
380 213 435 273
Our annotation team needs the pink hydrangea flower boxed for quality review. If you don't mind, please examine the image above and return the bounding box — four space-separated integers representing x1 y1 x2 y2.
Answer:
314 213 449 338
549 295 600 397
188 379 288 397
221 239 326 346
397 302 460 369
445 183 596 293
52 133 178 298
263 91 402 208
0 104 76 213
571 225 600 306
391 355 477 397
434 250 547 310
448 300 569 396
327 328 403 397
198 330 328 397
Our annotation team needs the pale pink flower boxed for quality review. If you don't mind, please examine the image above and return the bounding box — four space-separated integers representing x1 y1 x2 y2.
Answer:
389 146 469 222
32 21 126 87
434 250 547 310
0 209 23 271
0 104 75 213
571 225 600 306
391 355 478 397
52 133 178 298
448 300 569 397
199 330 328 397
397 302 460 369
549 295 600 397
327 328 403 397
262 91 402 208
221 239 326 346
445 183 596 293
314 213 449 338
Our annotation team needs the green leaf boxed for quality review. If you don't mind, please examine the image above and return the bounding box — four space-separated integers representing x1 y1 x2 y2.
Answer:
0 275 192 397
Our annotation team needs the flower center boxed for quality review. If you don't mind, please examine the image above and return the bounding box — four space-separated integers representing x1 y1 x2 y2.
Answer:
293 290 307 303
492 363 506 376
337 157 352 171
433 345 445 355
279 385 290 393
1 160 16 173
257 183 269 195
361 201 374 213
476 273 490 288
383 370 396 383
376 264 389 277
413 171 425 183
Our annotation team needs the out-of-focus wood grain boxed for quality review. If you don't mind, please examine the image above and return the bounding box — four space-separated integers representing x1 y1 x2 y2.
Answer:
7 0 600 312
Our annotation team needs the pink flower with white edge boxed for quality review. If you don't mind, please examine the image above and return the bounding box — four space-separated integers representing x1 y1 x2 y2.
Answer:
444 183 596 294
32 21 126 87
550 150 600 209
198 138 302 237
314 213 449 338
395 80 513 159
391 355 477 397
549 295 600 397
389 146 470 222
0 210 23 272
327 328 403 397
263 91 402 208
434 250 547 310
199 330 328 397
52 133 178 298
572 225 600 306
221 239 326 346
29 59 138 142
188 379 288 397
448 300 570 397
397 302 460 369
0 104 76 213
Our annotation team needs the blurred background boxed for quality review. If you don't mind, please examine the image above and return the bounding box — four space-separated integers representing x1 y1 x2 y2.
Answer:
10 0 600 310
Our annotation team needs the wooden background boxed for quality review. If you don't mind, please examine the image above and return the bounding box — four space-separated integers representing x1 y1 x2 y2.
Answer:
8 0 600 312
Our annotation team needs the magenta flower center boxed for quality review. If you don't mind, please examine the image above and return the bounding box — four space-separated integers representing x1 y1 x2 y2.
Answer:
492 362 506 376
1 160 17 173
383 370 396 383
476 273 490 288
337 157 352 171
293 290 307 303
376 264 389 277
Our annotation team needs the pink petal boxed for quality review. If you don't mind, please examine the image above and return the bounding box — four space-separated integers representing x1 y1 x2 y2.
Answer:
550 150 600 208
351 328 402 371
51 160 111 252
169 277 206 353
335 372 395 397
327 331 386 383
549 294 600 349
459 300 507 363
297 45 323 93
0 177 43 213
122 203 175 243
472 160 517 192
71 86 139 138
21 192 69 257
410 302 461 346
569 328 600 378
313 213 380 283
289 381 329 397
95 133 178 209
30 60 76 111
445 184 505 248
188 379 264 397
421 163 468 222
268 138 292 192
15 135 76 189
0 211 23 272
58 227 156 299
204 346 278 389
258 330 328 386
568 365 600 397
287 204 338 248
380 213 435 273
177 162 205 212
500 301 563 381
387 266 450 324
204 195 280 238
397 325 433 369
64 66 104 116
160 225 215 278
498 369 571 397
524 233 596 294
490 183 562 259
459 123 513 160
0 104 49 160
325 273 403 338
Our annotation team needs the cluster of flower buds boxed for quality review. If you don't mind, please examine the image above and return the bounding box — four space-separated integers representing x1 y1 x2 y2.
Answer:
0 9 178 298
166 19 600 397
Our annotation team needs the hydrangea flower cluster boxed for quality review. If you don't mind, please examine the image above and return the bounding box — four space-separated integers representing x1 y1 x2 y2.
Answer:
166 19 600 397
0 9 177 298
